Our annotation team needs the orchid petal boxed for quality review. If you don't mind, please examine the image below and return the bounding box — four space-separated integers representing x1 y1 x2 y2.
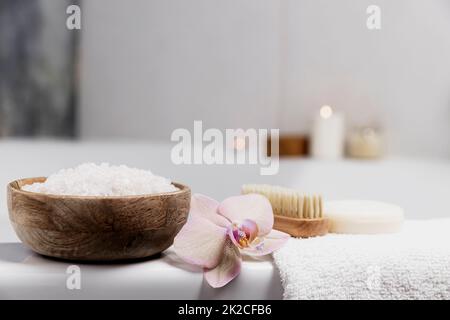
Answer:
241 229 290 256
173 214 227 269
189 194 230 227
218 194 274 236
204 238 241 288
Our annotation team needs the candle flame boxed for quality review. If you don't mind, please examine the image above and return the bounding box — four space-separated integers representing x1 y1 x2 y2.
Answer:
234 136 246 150
320 105 333 119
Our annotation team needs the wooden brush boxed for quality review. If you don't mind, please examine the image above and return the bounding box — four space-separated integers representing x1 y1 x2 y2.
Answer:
242 184 329 238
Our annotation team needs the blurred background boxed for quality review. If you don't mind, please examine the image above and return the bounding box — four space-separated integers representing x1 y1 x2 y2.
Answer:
0 0 78 136
80 0 450 158
0 0 449 157
1 0 450 222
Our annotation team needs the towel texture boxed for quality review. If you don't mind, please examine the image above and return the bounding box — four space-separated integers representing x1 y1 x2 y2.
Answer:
273 219 450 300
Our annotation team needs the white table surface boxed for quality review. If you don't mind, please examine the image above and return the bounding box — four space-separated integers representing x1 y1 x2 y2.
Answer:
0 243 281 299
1 139 449 299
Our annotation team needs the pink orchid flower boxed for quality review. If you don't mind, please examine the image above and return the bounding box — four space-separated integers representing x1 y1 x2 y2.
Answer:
173 193 289 288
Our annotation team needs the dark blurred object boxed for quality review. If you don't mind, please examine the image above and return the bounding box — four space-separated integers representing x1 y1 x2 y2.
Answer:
267 135 309 157
0 0 79 137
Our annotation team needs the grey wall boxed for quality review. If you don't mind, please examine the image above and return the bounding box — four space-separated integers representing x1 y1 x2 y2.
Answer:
80 0 281 139
80 0 450 157
281 0 450 157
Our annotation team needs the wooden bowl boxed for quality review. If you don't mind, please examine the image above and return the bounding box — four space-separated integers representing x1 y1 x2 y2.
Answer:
7 177 191 261
274 215 329 238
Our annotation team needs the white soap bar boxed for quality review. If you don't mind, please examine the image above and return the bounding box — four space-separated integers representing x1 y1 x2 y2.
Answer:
324 200 404 234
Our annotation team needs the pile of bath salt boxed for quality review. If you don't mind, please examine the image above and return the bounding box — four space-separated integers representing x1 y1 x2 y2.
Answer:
22 163 179 196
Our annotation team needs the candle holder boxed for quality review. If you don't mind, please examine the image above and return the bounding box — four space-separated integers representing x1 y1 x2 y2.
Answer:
267 135 309 157
347 126 383 159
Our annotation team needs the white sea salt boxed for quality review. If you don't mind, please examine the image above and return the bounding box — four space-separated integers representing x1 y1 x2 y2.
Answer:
22 163 179 196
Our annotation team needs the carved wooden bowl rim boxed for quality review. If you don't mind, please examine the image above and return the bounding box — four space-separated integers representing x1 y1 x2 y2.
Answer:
9 177 190 200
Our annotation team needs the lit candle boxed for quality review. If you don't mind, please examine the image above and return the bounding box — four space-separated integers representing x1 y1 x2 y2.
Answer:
347 127 383 159
233 136 246 151
311 105 345 159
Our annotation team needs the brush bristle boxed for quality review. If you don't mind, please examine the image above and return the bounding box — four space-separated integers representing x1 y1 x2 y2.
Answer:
241 184 323 219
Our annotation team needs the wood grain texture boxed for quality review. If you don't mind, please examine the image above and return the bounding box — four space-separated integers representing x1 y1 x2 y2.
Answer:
7 177 190 261
274 215 329 238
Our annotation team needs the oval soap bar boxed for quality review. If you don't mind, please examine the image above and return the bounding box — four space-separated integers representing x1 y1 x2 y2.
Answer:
324 200 404 234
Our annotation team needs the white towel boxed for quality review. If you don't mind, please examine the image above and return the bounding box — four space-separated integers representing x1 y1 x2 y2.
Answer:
273 219 450 300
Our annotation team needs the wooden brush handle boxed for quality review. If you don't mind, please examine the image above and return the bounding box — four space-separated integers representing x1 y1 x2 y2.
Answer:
274 215 329 238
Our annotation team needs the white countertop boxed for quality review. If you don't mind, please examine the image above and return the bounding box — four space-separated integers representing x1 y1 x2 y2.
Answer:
1 139 449 299
0 243 281 299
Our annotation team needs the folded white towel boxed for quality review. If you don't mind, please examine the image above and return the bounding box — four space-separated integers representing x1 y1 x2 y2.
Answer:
273 219 450 300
